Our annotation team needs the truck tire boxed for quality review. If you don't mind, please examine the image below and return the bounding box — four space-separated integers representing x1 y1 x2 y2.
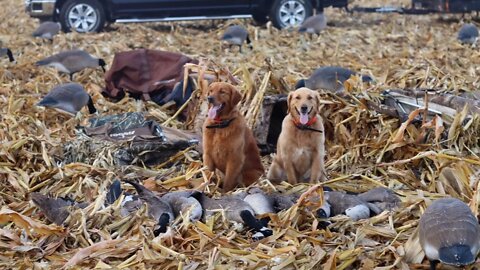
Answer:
59 0 105 33
270 0 313 29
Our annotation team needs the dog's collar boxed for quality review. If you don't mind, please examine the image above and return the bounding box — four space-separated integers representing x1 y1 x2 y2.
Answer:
292 116 323 133
206 117 236 129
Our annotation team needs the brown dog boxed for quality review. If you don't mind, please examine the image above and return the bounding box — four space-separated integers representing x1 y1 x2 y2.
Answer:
267 87 326 184
202 82 264 192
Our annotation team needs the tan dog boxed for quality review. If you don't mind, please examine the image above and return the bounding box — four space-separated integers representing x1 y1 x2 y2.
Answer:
202 82 264 192
267 87 326 184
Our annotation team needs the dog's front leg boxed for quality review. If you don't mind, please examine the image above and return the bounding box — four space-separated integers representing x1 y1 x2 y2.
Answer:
203 153 216 172
223 155 244 192
310 153 326 183
283 159 298 185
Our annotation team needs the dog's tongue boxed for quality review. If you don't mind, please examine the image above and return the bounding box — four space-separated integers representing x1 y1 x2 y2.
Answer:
300 113 309 125
208 105 221 119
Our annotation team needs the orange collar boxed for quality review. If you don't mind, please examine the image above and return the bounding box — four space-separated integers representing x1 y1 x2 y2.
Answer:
293 116 317 127
292 116 323 133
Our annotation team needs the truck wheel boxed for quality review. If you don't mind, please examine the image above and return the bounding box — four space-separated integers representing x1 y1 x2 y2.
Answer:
59 0 105 33
270 0 313 29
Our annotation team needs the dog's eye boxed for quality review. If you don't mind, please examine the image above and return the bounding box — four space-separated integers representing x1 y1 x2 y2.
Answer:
219 90 226 95
295 96 301 100
307 96 313 100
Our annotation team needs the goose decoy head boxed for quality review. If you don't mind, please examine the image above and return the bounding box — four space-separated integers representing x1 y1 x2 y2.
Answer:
98 58 107 72
154 212 171 236
295 79 306 89
1 48 14 62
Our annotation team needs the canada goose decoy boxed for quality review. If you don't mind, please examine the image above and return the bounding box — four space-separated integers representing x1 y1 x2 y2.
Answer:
161 190 203 222
295 66 373 92
31 193 87 225
32 21 61 40
0 48 14 62
419 198 480 270
125 180 174 235
298 13 327 34
243 188 275 215
357 187 401 214
221 25 252 53
37 83 97 115
323 191 371 221
457 23 479 45
191 192 273 240
35 49 106 80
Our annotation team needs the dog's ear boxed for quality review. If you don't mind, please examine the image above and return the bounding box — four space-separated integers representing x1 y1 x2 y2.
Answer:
287 91 294 114
315 91 321 111
230 85 242 106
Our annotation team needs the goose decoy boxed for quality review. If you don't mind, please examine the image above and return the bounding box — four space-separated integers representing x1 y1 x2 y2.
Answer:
221 25 252 53
191 192 273 240
457 23 479 45
295 66 373 92
323 191 371 221
419 198 480 270
357 187 401 214
37 83 97 115
35 50 106 80
32 21 61 40
161 190 203 222
125 180 174 235
0 48 14 62
299 13 327 34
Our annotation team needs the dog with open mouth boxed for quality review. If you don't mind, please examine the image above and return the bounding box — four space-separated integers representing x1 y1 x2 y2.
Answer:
267 87 326 184
202 82 264 192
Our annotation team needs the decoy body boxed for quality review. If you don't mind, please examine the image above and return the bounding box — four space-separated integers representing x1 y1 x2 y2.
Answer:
419 198 480 270
37 83 97 115
295 66 373 92
125 180 174 235
32 21 61 40
161 190 203 222
457 23 479 45
0 48 14 62
221 25 252 52
35 50 106 80
299 13 327 34
192 192 273 240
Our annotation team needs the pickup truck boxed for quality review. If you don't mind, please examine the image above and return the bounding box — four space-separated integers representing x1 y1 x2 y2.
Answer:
25 0 348 33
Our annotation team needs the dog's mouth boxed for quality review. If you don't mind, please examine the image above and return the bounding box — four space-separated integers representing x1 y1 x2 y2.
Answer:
295 107 313 125
208 103 225 119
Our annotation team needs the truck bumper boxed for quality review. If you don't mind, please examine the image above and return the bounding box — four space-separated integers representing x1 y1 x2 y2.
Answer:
25 0 56 18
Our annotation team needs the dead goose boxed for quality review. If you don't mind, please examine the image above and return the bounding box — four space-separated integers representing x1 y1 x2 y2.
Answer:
37 83 97 115
419 198 480 270
191 192 273 240
125 180 174 235
243 188 275 215
323 191 371 221
0 48 14 62
30 193 88 225
161 190 203 222
295 66 373 92
357 187 401 214
221 25 252 53
299 13 327 34
32 21 61 40
35 49 106 80
457 23 479 45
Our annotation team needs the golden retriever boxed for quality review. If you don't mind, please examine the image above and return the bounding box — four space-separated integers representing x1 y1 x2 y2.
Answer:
267 87 326 184
202 82 264 192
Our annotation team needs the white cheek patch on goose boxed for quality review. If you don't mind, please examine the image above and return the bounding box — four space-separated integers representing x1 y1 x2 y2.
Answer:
345 204 370 221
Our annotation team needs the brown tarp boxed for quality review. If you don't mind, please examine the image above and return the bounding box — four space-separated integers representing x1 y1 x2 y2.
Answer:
103 49 198 101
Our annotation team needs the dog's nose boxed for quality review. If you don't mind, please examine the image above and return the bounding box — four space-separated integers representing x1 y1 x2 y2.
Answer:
301 105 308 113
207 96 214 103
